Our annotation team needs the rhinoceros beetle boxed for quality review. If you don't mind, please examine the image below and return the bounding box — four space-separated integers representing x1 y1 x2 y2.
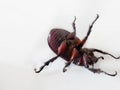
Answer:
34 14 120 76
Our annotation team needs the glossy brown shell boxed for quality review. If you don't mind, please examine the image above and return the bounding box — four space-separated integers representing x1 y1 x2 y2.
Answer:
48 28 73 61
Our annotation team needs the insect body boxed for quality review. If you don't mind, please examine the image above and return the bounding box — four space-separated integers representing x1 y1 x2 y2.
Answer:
34 14 120 76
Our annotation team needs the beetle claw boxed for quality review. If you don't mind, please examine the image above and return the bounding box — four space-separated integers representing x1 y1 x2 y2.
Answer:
34 68 39 73
34 66 45 73
103 71 117 76
63 68 67 72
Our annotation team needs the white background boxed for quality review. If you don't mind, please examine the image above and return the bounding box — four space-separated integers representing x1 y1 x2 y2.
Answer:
0 0 120 90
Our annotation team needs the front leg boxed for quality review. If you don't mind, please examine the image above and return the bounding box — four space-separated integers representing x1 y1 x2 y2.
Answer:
91 56 104 68
91 48 120 59
88 68 117 76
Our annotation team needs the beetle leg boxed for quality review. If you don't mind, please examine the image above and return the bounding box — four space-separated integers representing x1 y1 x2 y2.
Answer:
72 16 76 37
82 54 103 68
58 40 67 55
66 16 77 40
34 55 59 73
63 62 72 72
91 48 120 59
88 68 117 76
83 54 89 68
34 40 67 73
63 48 78 72
91 56 104 68
97 56 104 60
78 14 99 48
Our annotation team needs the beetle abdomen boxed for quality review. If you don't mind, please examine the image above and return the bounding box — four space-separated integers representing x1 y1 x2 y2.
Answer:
48 28 70 54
